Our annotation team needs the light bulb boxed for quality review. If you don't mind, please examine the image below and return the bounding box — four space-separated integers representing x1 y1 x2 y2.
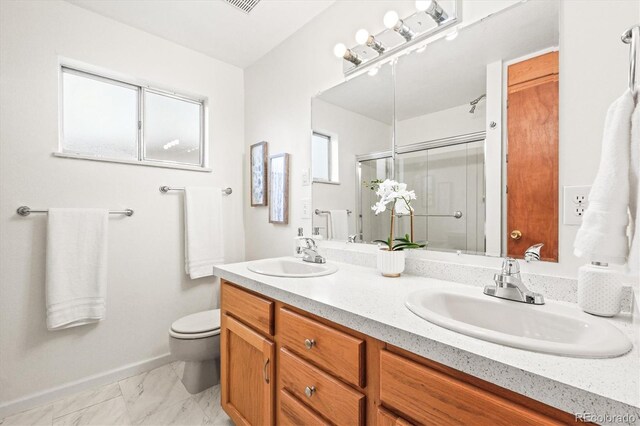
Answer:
333 43 347 58
415 0 433 11
367 67 379 76
445 30 458 41
355 29 369 45
383 10 399 29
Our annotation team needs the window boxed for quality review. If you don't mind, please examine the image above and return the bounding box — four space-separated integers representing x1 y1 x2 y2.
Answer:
311 132 339 183
59 66 206 170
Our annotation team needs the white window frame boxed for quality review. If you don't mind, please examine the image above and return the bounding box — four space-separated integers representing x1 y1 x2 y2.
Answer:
312 131 340 184
56 59 210 172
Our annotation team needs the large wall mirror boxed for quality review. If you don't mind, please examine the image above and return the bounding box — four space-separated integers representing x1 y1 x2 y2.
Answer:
312 0 560 262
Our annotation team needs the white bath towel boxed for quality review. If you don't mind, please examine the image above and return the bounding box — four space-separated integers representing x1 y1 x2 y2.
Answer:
574 90 635 265
328 210 349 241
45 208 108 330
184 187 224 279
628 101 640 275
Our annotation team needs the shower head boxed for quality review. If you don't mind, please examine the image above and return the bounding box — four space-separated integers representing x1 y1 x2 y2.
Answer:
468 94 486 113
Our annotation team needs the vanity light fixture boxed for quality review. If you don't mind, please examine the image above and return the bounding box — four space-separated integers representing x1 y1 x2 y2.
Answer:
333 43 362 65
415 0 449 24
355 29 386 54
384 10 415 41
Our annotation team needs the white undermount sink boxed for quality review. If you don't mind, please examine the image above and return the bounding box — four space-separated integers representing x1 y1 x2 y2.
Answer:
405 287 632 358
247 258 338 278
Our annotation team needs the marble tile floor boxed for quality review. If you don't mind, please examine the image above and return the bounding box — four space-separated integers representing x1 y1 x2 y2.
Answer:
0 362 234 426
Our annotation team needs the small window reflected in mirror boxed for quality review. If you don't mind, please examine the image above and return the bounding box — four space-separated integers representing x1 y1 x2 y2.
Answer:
311 132 339 183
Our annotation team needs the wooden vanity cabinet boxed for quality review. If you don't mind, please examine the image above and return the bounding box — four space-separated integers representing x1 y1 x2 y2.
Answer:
220 281 275 426
220 280 575 426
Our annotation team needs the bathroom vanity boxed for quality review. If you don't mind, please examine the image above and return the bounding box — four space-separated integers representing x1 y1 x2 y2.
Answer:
214 259 639 426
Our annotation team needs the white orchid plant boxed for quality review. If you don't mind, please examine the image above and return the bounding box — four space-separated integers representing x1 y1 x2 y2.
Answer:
367 179 426 251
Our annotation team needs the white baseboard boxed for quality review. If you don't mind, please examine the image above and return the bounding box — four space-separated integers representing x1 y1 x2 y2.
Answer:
0 353 173 419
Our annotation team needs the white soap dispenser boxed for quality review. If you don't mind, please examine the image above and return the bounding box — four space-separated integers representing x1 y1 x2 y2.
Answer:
577 261 624 317
294 227 305 258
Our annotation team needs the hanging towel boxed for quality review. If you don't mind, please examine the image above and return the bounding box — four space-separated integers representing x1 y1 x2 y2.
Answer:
45 208 108 330
328 210 349 241
574 90 635 265
184 187 224 279
628 101 640 275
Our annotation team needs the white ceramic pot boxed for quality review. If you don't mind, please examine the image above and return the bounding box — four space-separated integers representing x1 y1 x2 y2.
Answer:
377 249 405 277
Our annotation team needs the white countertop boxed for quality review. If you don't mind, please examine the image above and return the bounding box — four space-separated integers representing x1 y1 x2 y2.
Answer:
214 257 640 423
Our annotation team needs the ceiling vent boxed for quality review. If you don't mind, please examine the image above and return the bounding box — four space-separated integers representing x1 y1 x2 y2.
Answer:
224 0 261 14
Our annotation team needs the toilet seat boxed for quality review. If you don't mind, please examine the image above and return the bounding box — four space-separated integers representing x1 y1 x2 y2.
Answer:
170 309 221 340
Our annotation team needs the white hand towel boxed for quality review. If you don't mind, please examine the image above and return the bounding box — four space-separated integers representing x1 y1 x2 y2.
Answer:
328 210 349 241
184 187 224 279
628 101 640 275
574 90 635 265
45 208 108 330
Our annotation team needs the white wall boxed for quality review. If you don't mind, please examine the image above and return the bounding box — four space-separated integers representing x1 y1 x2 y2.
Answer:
245 0 640 278
0 0 244 410
312 99 391 239
396 103 485 145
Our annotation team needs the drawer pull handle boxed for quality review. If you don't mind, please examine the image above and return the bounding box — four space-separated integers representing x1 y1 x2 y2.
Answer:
304 339 316 350
263 358 270 384
304 386 316 398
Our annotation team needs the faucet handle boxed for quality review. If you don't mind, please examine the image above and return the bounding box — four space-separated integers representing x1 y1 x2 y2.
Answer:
500 257 520 275
302 237 317 250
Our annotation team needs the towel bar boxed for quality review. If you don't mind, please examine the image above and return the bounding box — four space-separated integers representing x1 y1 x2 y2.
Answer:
16 206 134 217
315 209 353 215
159 186 232 195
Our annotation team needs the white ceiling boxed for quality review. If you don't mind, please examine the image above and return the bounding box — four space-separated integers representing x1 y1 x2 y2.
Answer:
65 0 336 68
318 0 559 123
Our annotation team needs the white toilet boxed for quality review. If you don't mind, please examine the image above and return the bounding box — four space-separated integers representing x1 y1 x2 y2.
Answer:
169 309 221 394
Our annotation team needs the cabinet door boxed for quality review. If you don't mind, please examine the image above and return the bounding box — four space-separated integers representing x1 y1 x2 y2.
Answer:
221 314 275 426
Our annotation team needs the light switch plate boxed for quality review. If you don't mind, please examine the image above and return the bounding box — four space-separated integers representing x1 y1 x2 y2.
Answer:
301 198 311 219
563 185 591 225
302 169 310 186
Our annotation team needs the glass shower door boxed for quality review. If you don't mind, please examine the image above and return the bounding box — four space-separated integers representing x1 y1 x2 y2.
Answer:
395 141 485 254
358 156 392 243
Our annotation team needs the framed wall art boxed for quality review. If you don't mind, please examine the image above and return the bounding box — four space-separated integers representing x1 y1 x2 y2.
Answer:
250 141 268 206
268 153 290 224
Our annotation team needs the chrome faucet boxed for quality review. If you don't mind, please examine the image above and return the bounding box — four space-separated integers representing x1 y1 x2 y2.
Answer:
524 243 544 262
484 257 544 304
347 233 363 243
300 238 326 264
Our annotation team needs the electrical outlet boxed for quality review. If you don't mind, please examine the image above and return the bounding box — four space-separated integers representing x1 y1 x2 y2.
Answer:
573 194 587 204
563 185 591 225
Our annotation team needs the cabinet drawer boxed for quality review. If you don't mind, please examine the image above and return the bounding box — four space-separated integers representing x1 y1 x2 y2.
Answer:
279 389 330 426
380 350 561 426
280 348 365 426
377 407 414 426
221 282 273 336
279 307 365 387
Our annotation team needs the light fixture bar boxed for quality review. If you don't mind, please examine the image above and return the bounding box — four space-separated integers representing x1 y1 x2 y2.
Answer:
393 20 416 42
366 35 386 54
424 0 448 24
